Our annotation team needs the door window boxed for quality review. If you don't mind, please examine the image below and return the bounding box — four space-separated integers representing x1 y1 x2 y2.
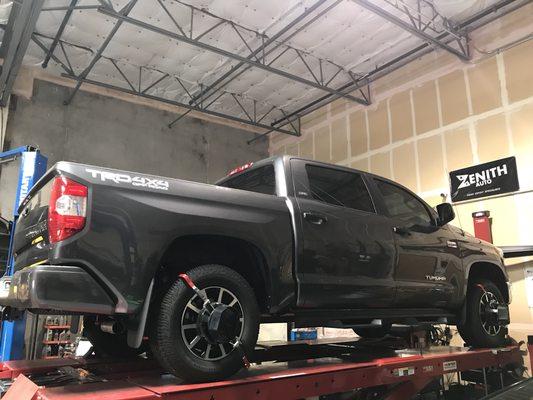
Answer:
219 165 276 195
305 165 374 212
375 179 433 226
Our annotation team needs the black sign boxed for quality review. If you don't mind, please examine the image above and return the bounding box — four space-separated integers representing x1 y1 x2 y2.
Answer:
450 156 519 202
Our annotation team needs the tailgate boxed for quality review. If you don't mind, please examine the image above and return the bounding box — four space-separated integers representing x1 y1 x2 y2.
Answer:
11 176 54 272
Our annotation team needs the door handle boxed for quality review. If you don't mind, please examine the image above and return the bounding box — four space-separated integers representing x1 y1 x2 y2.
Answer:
303 212 327 225
393 226 411 236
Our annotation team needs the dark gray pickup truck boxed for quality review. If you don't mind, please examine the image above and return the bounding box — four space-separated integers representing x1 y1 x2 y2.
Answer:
0 156 511 382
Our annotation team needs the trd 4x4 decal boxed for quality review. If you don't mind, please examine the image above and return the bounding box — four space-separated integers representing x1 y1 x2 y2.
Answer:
85 168 169 191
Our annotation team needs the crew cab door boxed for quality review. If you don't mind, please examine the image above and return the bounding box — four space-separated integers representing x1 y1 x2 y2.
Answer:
290 159 396 308
368 177 461 308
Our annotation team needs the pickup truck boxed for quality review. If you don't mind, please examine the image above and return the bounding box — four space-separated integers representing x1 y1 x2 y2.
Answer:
0 156 511 382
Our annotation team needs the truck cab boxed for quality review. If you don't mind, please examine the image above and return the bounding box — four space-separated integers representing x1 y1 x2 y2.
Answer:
219 156 504 312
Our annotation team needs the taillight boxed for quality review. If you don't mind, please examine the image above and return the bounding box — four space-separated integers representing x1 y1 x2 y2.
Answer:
48 176 88 244
228 162 253 176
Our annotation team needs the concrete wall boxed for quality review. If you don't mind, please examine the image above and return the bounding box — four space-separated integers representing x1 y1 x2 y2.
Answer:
0 79 268 217
270 5 533 368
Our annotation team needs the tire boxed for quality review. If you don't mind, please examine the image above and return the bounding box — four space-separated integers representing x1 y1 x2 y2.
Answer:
83 316 145 358
150 264 260 382
456 317 473 346
456 279 507 348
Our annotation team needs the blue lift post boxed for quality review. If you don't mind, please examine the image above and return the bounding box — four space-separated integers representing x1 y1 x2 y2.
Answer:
0 146 47 361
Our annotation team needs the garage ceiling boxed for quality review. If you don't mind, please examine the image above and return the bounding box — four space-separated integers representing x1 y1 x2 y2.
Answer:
0 0 527 138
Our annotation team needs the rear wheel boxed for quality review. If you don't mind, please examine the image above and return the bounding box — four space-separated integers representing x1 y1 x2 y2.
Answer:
150 264 260 382
457 279 508 348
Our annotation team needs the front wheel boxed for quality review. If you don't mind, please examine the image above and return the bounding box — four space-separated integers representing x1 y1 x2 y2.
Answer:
457 279 508 348
150 264 260 382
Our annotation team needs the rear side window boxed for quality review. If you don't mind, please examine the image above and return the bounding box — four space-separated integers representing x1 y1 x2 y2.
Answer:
374 179 432 226
305 165 374 212
219 165 276 195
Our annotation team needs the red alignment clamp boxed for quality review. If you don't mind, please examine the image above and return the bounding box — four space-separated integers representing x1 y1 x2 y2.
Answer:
179 273 197 290
179 273 209 303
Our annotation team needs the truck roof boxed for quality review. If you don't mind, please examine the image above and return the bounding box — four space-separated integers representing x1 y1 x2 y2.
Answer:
217 155 374 185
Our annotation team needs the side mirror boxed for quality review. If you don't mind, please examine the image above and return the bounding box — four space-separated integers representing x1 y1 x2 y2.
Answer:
436 203 455 226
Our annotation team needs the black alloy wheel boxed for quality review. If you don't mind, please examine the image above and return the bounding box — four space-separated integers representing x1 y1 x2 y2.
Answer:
457 279 508 348
150 264 260 382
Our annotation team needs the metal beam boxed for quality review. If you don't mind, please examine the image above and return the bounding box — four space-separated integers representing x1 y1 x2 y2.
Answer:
168 110 192 128
41 5 99 12
41 0 78 68
173 1 368 107
0 3 18 59
24 25 300 137
189 0 332 104
271 0 523 127
248 115 302 144
247 128 276 144
454 0 523 29
96 0 114 11
61 74 300 137
31 34 73 75
0 0 44 106
352 0 470 61
63 0 138 105
97 6 369 106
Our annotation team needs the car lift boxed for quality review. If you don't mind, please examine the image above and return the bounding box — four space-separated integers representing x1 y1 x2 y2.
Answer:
0 146 47 362
0 334 530 400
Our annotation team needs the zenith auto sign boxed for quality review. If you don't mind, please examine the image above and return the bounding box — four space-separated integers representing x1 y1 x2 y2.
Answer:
449 157 519 202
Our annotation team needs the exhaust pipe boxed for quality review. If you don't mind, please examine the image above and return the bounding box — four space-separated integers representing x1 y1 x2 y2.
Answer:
100 320 124 334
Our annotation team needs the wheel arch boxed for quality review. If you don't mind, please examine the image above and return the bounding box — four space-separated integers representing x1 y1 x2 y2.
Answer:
467 261 510 303
154 234 271 312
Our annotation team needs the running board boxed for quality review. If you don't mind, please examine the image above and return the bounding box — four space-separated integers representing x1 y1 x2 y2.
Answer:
262 308 455 324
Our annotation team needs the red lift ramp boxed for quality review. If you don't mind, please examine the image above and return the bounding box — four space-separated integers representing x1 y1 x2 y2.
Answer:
0 340 527 400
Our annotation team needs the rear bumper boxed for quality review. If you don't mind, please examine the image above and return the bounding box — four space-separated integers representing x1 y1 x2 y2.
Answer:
0 265 115 315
